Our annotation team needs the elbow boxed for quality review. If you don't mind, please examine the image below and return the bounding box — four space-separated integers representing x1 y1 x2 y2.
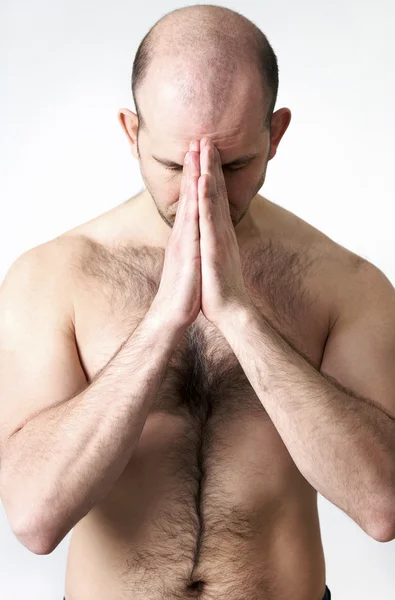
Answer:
366 499 395 543
4 481 74 554
368 515 395 543
0 488 54 554
16 531 55 555
5 489 59 555
12 511 58 555
0 459 58 554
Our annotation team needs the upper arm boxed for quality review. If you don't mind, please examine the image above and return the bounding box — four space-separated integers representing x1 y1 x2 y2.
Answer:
0 242 88 459
320 260 395 419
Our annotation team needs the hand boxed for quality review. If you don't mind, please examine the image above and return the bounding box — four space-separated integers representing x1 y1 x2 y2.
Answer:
149 140 202 330
197 137 253 327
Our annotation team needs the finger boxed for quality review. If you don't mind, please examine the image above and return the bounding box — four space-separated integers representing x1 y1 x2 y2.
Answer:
173 152 190 232
200 142 218 200
188 145 201 179
198 172 214 226
198 144 219 239
212 145 230 221
189 139 200 162
200 140 226 230
182 146 199 230
185 141 201 223
187 152 199 214
213 145 227 199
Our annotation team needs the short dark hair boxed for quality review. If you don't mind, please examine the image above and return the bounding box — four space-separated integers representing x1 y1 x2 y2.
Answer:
131 5 279 135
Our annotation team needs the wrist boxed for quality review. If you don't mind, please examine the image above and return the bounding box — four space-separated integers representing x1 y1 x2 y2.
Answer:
215 298 257 333
145 302 187 338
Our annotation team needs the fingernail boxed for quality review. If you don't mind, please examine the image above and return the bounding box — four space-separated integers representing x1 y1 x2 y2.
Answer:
185 152 190 164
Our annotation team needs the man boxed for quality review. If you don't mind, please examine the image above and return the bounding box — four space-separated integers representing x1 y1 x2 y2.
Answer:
0 4 394 599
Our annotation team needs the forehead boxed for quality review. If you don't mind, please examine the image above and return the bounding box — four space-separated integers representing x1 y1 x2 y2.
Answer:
144 120 264 159
139 63 266 154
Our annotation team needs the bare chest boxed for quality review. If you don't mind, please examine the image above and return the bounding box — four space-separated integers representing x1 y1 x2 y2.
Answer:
66 234 333 598
73 236 330 422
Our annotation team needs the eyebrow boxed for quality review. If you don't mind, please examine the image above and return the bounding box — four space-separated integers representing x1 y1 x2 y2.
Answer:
152 152 259 168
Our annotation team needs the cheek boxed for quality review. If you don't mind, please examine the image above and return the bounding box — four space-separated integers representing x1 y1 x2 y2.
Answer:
148 165 181 199
223 173 256 210
222 173 243 198
162 175 183 207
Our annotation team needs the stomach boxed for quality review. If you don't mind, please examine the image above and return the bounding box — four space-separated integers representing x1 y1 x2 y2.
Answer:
64 411 327 600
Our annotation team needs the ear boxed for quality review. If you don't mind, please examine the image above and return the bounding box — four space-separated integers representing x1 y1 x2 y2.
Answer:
267 107 292 161
118 108 139 160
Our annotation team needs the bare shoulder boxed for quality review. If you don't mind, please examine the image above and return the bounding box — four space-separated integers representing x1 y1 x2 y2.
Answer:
1 234 91 332
260 197 388 325
291 211 394 320
261 197 363 262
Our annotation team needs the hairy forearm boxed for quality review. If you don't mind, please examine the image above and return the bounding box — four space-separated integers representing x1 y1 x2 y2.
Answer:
218 304 395 537
1 308 185 553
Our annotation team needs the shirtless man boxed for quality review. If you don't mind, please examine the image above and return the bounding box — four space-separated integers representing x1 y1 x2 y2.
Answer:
1 5 395 600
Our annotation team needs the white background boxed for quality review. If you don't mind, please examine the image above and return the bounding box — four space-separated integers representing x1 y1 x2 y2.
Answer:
1 0 394 598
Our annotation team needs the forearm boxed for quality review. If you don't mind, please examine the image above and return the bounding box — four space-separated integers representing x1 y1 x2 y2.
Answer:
1 307 185 553
219 304 395 535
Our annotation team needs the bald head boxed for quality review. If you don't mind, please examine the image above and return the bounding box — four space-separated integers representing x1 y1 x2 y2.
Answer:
118 5 291 244
131 4 279 133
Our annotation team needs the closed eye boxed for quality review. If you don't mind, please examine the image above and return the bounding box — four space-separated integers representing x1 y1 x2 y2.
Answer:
165 164 246 173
